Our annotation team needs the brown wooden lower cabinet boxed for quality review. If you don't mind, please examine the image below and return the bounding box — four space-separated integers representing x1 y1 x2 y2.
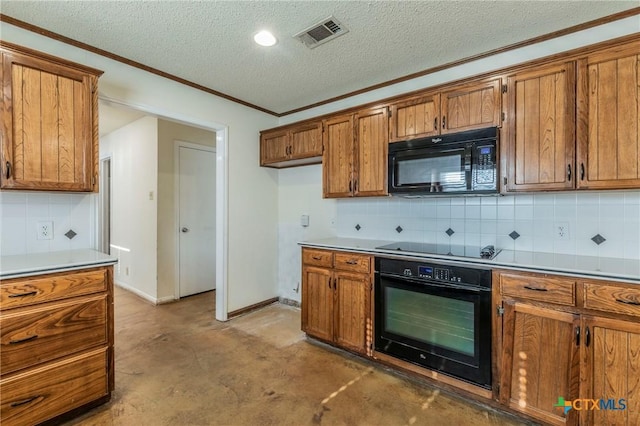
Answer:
0 266 114 425
495 269 640 426
499 300 580 425
301 248 372 355
581 316 640 426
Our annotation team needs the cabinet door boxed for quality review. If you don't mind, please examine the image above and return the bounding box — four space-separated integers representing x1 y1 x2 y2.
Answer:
260 129 289 165
354 106 388 197
323 114 354 198
441 79 501 134
1 50 96 191
334 271 370 354
505 62 576 192
577 41 640 189
290 122 322 160
301 266 333 342
389 93 440 142
581 316 640 426
500 300 580 426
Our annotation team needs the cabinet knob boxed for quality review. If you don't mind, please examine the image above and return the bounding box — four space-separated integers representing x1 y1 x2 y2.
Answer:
580 163 585 181
5 161 11 179
567 164 572 181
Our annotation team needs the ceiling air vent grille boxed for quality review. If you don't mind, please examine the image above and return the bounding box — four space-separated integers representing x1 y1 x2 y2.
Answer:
294 16 348 49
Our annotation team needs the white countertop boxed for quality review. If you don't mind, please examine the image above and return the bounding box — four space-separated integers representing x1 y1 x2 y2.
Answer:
299 237 640 283
0 249 118 279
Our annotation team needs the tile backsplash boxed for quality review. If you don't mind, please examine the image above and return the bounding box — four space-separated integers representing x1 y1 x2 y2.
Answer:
0 191 96 256
337 191 640 260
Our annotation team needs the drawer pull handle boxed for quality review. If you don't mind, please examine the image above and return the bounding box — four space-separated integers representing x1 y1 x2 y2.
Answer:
523 285 548 292
9 335 38 344
312 256 322 260
8 291 38 298
585 326 591 347
11 395 40 407
615 298 640 306
346 260 358 265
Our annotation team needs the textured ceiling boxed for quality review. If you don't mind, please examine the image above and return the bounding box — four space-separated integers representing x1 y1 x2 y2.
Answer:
2 1 638 115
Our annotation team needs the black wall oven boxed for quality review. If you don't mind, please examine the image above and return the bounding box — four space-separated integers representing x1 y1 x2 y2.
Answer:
388 127 498 195
375 257 492 389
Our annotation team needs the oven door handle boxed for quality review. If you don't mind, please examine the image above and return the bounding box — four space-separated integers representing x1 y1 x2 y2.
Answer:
378 273 487 292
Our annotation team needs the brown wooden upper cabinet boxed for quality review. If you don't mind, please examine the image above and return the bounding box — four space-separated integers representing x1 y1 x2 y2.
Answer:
504 39 640 192
260 120 323 168
323 106 388 198
1 42 102 192
503 61 576 192
576 40 640 190
389 78 501 142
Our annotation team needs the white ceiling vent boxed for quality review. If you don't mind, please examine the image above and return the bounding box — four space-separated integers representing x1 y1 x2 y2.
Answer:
293 16 348 49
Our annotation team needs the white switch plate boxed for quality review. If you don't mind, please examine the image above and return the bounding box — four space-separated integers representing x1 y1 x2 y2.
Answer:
300 214 309 227
37 221 54 240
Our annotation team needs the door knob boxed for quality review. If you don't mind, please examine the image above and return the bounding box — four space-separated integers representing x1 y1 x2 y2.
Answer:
181 227 189 233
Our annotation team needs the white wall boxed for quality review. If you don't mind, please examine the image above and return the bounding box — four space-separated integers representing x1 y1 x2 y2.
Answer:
1 22 279 314
0 192 95 256
277 165 337 302
101 116 158 300
157 119 216 301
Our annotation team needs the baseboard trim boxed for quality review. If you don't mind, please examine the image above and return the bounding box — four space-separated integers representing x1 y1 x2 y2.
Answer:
115 281 162 305
279 297 301 308
228 297 278 319
156 296 176 305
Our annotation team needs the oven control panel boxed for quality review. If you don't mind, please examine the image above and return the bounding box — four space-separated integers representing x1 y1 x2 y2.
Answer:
377 258 491 289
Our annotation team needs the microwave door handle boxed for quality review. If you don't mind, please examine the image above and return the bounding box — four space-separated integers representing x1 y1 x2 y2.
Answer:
465 148 472 190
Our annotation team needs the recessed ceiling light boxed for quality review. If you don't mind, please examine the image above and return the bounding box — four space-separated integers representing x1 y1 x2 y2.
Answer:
254 30 277 47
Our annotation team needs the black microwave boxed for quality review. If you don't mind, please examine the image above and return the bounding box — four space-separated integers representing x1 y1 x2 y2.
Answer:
388 127 498 196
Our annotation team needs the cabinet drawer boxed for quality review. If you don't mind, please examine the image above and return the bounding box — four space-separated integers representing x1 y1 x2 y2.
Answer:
0 269 107 310
1 295 108 375
500 273 575 306
334 253 371 274
0 348 108 426
583 283 640 317
303 249 333 268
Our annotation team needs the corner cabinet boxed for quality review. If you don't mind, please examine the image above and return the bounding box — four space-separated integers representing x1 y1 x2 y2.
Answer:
301 248 373 355
1 42 103 192
323 106 388 198
260 121 323 168
0 266 114 425
389 78 501 142
576 40 640 189
494 269 640 426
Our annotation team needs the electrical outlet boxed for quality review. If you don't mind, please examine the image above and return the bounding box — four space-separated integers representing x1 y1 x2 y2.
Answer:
37 221 54 240
554 222 570 240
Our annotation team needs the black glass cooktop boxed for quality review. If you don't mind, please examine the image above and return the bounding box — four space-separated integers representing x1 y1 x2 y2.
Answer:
375 242 500 260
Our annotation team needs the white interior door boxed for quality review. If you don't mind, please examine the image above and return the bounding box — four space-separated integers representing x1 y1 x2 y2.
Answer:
178 144 216 297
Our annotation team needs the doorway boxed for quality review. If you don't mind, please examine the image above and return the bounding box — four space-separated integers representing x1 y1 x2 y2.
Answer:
98 96 229 321
98 157 112 255
175 141 216 297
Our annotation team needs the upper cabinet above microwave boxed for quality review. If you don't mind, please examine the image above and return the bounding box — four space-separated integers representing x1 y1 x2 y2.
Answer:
388 78 502 143
1 42 103 192
503 39 640 192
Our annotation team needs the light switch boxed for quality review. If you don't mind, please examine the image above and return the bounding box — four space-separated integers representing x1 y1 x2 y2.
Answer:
300 214 309 227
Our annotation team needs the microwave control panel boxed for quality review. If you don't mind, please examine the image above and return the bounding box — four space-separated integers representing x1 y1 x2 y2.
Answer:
473 145 496 186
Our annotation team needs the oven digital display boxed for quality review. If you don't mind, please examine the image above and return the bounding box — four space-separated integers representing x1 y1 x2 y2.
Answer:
480 147 491 155
418 266 432 277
